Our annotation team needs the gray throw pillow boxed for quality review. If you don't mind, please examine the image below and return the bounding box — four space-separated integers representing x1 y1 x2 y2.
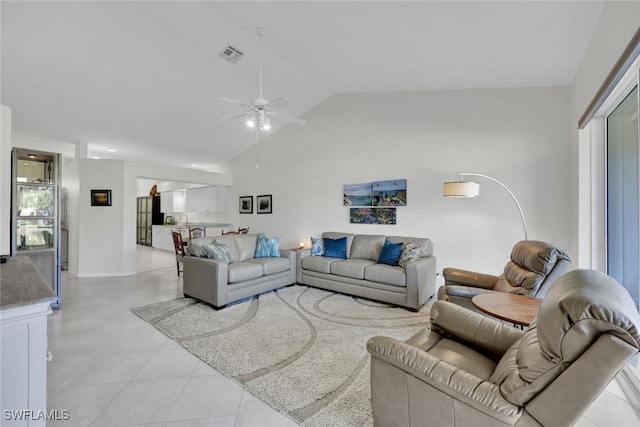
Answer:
398 243 426 268
202 241 234 264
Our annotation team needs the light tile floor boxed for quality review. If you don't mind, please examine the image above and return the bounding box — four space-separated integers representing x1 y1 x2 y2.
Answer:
47 246 640 426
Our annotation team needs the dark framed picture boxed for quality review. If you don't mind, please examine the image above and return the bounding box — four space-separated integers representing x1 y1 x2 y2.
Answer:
91 189 112 207
257 194 272 214
239 196 253 214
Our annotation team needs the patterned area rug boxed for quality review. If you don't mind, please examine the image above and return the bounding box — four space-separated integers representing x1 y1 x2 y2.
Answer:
131 285 431 426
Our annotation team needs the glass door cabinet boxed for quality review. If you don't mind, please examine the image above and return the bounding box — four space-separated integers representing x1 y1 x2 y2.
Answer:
11 148 61 307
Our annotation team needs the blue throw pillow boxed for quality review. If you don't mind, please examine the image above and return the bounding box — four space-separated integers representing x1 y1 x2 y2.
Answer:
255 234 281 258
323 237 347 259
310 237 324 256
377 240 404 266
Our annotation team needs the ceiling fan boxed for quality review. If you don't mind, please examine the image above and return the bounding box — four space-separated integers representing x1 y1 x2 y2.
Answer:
218 28 306 131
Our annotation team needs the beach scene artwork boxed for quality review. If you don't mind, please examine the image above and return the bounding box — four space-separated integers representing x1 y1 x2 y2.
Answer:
343 182 373 206
344 179 407 207
350 207 397 225
373 179 407 206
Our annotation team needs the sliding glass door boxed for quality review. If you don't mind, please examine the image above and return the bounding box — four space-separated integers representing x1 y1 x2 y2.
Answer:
607 85 640 309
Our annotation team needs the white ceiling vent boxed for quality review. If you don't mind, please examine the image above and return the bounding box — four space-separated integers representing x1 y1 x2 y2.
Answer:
219 44 243 64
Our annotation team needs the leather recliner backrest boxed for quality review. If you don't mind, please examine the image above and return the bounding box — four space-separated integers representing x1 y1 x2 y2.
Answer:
493 240 572 297
490 269 640 406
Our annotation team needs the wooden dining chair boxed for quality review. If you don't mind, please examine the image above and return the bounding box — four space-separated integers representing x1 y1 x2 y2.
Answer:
189 227 205 239
171 231 186 276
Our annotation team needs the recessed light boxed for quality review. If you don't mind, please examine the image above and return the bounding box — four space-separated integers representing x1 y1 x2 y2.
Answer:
27 154 37 159
107 149 116 152
190 164 198 167
90 156 100 159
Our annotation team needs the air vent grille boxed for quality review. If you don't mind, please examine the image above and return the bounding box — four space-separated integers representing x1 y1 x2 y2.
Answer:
219 44 243 64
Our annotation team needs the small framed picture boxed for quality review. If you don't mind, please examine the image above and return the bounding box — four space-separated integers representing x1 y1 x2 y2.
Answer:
91 189 112 207
257 194 272 214
239 196 253 214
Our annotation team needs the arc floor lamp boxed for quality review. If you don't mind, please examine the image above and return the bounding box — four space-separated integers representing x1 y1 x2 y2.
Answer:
443 172 528 240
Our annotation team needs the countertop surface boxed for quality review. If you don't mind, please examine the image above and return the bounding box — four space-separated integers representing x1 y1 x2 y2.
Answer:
0 256 56 310
154 223 233 228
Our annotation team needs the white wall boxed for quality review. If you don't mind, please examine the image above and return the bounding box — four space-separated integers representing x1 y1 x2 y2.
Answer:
228 87 573 275
0 106 12 255
572 1 640 268
62 158 232 276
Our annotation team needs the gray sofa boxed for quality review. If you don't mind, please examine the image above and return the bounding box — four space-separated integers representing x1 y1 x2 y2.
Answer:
183 233 296 308
297 232 437 310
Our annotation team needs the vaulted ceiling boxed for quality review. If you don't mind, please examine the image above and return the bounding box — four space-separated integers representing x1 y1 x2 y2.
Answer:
1 1 605 170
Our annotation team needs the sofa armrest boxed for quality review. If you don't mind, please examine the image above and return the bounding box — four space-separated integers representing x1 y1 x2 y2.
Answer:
183 256 228 307
296 248 311 283
430 300 524 358
367 336 523 423
443 267 498 289
404 255 437 309
279 249 297 284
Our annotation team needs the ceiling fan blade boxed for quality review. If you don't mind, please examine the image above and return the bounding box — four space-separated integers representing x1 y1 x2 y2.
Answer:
265 97 292 110
219 97 254 109
217 112 253 122
275 112 307 126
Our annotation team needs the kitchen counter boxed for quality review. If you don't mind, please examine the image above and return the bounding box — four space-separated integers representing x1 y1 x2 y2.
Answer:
159 223 233 228
151 224 234 252
0 256 56 310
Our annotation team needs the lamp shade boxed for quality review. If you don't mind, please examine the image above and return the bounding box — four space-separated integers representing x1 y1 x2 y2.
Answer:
443 181 480 198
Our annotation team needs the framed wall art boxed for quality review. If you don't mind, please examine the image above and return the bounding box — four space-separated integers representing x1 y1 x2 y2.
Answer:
257 194 272 214
344 179 407 207
91 189 112 207
349 207 396 225
239 196 253 214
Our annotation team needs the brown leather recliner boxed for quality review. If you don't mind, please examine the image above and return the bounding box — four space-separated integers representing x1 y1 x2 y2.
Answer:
438 240 572 311
367 269 640 426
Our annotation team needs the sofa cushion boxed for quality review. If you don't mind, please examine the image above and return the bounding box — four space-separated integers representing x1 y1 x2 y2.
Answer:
235 234 258 262
331 259 377 280
350 235 386 261
247 257 290 276
301 256 339 274
365 263 406 287
324 237 348 259
228 262 263 283
378 240 404 266
322 232 355 257
310 237 324 256
255 234 281 258
202 241 234 264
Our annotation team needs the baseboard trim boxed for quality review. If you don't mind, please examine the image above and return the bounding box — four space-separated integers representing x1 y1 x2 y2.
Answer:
618 363 640 418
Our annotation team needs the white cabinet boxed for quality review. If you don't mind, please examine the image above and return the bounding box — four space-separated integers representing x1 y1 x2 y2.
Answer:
152 226 175 252
185 186 227 213
1 302 52 426
160 191 186 213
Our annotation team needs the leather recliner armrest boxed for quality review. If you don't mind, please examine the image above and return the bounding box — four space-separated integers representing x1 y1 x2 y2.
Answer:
442 267 499 289
367 336 523 424
430 300 524 358
442 285 495 299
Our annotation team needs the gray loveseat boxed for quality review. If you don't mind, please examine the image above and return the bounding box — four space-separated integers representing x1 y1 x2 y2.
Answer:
297 232 437 310
183 233 296 308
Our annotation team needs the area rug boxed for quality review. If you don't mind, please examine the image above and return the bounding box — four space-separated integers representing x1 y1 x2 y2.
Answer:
131 285 431 426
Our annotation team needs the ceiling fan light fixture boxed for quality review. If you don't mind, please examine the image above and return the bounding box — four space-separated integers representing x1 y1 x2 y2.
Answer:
262 118 271 131
246 117 255 128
